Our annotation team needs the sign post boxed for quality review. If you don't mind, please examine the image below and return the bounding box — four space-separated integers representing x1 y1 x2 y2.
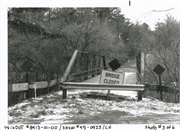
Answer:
106 59 121 97
159 75 162 101
153 64 166 101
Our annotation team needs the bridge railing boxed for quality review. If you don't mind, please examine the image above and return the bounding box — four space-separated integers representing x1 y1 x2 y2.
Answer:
61 49 106 83
67 67 102 82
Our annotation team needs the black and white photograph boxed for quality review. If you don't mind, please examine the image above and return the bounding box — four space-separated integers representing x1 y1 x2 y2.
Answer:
1 0 180 130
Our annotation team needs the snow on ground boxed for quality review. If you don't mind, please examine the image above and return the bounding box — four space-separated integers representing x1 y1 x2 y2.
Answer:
8 89 180 124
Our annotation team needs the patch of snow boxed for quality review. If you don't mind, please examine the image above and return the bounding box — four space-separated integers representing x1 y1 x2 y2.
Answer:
32 97 44 101
8 90 180 124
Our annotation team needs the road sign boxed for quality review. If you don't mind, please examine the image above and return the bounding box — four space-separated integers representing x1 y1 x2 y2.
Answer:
108 59 121 71
21 60 33 72
153 64 165 76
99 70 124 85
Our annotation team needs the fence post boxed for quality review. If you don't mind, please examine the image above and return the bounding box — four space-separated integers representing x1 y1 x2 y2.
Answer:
61 49 79 99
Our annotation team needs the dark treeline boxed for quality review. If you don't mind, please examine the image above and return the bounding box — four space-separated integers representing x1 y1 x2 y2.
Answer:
8 8 179 89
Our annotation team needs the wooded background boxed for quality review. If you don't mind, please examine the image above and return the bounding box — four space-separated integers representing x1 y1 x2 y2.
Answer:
8 7 179 90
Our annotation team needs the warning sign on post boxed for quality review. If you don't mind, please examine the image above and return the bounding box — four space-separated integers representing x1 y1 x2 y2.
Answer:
99 70 125 85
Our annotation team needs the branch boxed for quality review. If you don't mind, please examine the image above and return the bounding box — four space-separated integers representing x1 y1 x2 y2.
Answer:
74 30 81 49
9 62 20 73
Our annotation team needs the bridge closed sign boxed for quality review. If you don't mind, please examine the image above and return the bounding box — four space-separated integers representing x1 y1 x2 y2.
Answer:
99 70 124 85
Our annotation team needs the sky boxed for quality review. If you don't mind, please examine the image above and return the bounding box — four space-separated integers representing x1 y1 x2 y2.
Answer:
120 1 179 30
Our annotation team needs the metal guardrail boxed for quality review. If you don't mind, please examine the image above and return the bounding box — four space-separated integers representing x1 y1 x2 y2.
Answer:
61 82 179 100
62 82 145 91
